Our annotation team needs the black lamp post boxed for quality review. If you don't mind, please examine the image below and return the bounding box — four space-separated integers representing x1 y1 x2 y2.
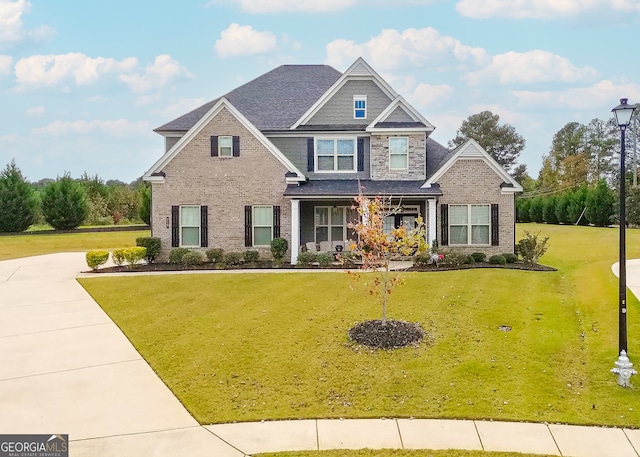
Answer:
611 98 637 387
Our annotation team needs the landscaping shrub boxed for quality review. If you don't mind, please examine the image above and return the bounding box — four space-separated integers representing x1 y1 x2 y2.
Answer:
568 184 589 225
489 254 507 265
270 237 288 262
205 248 224 263
516 198 530 223
413 252 432 267
528 197 543 223
123 247 147 266
470 252 486 263
297 251 316 266
112 248 127 266
465 255 476 265
555 191 571 224
440 249 468 267
316 252 334 267
338 250 356 266
502 252 518 263
181 250 204 266
223 252 243 267
41 174 88 230
586 179 615 227
542 195 558 224
516 231 549 264
244 250 260 263
0 160 37 232
136 237 161 263
86 250 109 270
138 184 151 225
169 247 190 264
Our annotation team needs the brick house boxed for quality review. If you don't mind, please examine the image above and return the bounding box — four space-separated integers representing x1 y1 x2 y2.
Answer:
143 58 522 262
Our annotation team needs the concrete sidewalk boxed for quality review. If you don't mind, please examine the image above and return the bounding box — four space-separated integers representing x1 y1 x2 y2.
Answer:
1 252 639 456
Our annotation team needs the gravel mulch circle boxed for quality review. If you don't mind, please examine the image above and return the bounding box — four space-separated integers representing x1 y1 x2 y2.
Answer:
348 319 425 350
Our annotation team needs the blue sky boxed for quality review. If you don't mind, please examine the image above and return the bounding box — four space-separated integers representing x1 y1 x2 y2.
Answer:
1 0 639 183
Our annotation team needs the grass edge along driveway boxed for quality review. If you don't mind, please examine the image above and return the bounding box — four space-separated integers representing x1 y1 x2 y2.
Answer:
78 224 640 427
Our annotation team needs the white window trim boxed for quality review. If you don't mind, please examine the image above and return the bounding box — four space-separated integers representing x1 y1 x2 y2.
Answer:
314 206 350 243
180 205 201 248
252 205 273 247
449 204 491 246
314 136 357 173
389 136 409 171
219 135 233 157
354 95 367 120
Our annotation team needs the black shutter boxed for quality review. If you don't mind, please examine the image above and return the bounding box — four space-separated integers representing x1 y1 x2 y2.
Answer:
171 205 179 247
307 138 314 171
232 136 240 157
440 204 448 246
211 136 218 157
200 205 208 248
357 138 364 172
273 205 281 238
491 204 499 246
244 205 252 247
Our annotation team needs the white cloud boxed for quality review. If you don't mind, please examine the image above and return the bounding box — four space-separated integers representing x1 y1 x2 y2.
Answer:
512 80 640 110
15 53 137 88
326 27 488 72
0 0 54 45
118 54 193 93
33 119 151 137
464 50 598 85
411 83 455 107
215 23 277 58
0 54 11 73
153 97 207 118
26 105 44 116
456 0 640 19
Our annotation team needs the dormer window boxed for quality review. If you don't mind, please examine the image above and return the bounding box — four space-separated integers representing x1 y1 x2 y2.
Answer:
354 96 367 119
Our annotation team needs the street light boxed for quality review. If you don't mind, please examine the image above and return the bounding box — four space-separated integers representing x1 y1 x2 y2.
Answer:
611 98 638 387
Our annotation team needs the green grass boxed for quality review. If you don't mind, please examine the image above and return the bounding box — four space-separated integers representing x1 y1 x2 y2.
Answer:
78 223 640 427
0 230 150 260
257 451 557 457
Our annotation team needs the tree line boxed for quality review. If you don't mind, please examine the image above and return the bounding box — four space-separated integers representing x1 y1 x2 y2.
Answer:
0 160 150 232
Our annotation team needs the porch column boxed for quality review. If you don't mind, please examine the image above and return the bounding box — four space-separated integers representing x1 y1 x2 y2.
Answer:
290 199 300 264
428 199 437 248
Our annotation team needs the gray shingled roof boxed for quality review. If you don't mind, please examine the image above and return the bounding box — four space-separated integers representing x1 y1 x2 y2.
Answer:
426 137 452 179
155 65 342 132
284 180 442 197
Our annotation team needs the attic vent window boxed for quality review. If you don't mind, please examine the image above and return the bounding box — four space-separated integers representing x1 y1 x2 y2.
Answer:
354 96 367 119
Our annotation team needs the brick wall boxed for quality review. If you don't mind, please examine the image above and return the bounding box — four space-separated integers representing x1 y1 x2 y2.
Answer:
370 133 426 181
151 107 291 260
436 158 516 255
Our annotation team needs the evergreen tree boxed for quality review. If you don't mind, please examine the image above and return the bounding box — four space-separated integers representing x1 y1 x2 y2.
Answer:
528 197 544 223
0 160 37 232
555 191 571 224
138 183 151 225
585 179 615 227
41 174 88 230
567 184 590 225
542 195 558 224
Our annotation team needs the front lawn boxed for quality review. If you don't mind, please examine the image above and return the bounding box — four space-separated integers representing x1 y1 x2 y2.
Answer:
78 224 640 427
0 229 150 261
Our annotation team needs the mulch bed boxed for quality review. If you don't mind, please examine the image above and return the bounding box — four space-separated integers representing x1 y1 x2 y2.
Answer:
348 319 425 349
407 262 557 272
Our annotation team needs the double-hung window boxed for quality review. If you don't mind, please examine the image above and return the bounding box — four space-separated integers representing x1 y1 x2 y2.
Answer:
449 204 490 245
354 96 367 119
180 205 201 247
316 138 355 172
389 137 408 170
253 205 273 246
219 136 233 157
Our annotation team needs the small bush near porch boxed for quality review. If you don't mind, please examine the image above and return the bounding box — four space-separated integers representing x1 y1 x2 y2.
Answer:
79 223 640 427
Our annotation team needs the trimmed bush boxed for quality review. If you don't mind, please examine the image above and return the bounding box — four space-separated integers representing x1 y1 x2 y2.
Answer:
470 252 486 263
465 255 476 265
112 248 127 266
489 254 507 265
86 250 109 270
206 248 224 263
244 250 260 263
223 252 243 267
181 250 204 266
136 237 161 263
338 250 356 266
413 252 432 267
169 247 190 264
440 249 468 267
297 251 316 266
123 246 147 266
502 252 518 263
516 231 549 264
270 237 288 261
316 252 334 267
